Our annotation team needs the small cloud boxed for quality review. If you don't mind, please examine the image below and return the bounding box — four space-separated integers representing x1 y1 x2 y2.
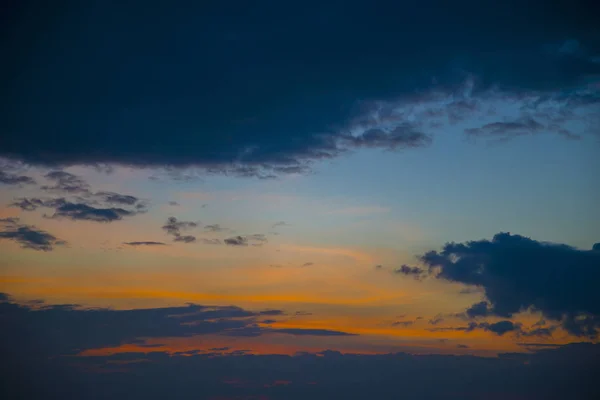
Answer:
394 264 425 279
391 320 413 327
479 321 521 336
457 344 470 349
173 235 196 243
168 201 180 206
204 224 226 232
428 314 444 325
272 221 290 228
224 234 268 247
224 236 247 246
162 217 199 243
271 328 356 336
41 171 90 194
259 310 284 316
123 241 166 246
96 192 140 206
0 218 66 251
0 170 36 186
295 311 312 316
201 238 222 245
465 301 491 318
302 262 314 267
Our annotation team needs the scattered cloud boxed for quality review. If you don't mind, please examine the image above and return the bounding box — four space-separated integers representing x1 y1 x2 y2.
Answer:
224 234 268 247
173 235 196 243
47 202 139 222
95 192 140 206
41 171 90 194
10 171 147 222
162 217 199 243
0 218 66 251
123 241 166 247
428 314 444 325
270 328 356 337
224 236 247 246
204 224 227 232
392 320 414 327
0 170 35 186
394 264 425 279
201 238 222 245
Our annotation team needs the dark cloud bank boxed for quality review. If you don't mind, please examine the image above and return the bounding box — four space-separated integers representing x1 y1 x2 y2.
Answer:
397 233 600 338
1 1 598 178
1 293 599 400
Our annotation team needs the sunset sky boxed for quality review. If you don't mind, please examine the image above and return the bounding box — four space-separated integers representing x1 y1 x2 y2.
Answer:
1 1 599 399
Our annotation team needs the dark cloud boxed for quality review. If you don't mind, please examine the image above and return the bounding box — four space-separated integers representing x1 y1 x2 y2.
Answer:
47 202 138 222
428 321 521 336
341 126 432 149
95 192 139 206
479 321 521 336
162 217 199 243
259 310 284 316
415 233 600 337
41 171 90 193
223 234 268 247
173 235 196 243
224 235 247 246
394 264 425 278
465 301 491 318
294 311 312 316
123 241 166 246
3 2 597 177
10 197 64 211
0 294 290 357
0 170 35 185
302 262 314 267
392 321 414 327
0 218 65 251
10 171 147 223
271 328 356 337
521 326 557 338
465 117 545 140
3 321 600 400
12 196 145 223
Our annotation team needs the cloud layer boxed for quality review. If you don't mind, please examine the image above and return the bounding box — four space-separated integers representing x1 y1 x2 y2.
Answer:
2 1 597 177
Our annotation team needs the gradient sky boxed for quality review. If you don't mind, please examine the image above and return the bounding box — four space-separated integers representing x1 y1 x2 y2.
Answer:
1 1 600 399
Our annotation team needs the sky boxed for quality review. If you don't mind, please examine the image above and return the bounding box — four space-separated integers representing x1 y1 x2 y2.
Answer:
1 1 600 399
